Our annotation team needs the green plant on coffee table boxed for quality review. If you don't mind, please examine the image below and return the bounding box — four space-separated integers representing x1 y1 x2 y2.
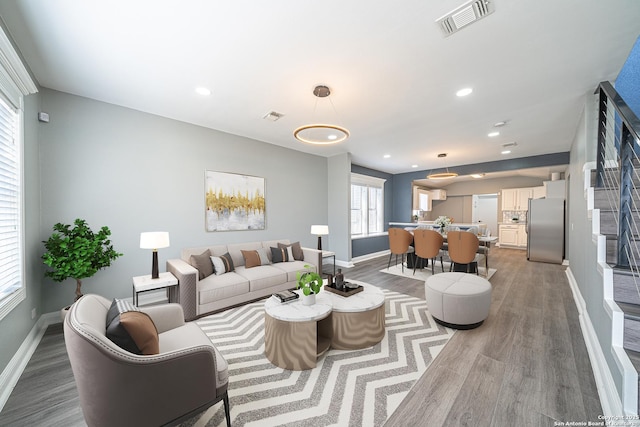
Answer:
42 218 123 304
296 264 323 296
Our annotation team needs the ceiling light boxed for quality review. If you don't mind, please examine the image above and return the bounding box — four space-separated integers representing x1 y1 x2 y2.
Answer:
493 121 507 127
195 87 211 96
488 131 500 137
427 153 458 179
471 173 485 178
412 164 418 168
383 154 391 158
501 150 511 155
294 85 349 145
456 87 473 97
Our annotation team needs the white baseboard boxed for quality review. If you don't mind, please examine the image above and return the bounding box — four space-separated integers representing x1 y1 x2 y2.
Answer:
565 267 627 417
351 250 390 264
0 311 59 412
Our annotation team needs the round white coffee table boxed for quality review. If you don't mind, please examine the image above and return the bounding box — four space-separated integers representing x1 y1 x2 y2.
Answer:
318 281 386 350
264 294 332 370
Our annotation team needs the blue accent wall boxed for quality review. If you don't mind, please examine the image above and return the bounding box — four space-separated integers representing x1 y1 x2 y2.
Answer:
616 35 640 118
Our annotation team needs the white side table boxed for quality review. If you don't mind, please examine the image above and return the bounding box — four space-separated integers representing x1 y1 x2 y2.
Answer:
132 272 178 306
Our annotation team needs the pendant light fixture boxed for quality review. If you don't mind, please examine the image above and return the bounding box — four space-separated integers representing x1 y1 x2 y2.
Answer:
427 153 459 179
294 85 350 145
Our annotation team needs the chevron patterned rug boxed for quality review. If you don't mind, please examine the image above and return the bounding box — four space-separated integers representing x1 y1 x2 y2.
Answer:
185 288 454 427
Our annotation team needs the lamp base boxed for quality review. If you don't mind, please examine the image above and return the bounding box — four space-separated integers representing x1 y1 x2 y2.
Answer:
151 250 159 279
317 236 322 251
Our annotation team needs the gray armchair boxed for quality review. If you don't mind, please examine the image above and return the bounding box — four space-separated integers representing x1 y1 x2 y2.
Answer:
64 294 230 427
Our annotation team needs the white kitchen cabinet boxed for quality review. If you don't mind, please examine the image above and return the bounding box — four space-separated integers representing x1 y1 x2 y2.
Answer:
533 186 546 199
499 224 527 248
516 188 533 210
499 225 519 246
502 187 536 211
517 224 528 247
501 189 518 210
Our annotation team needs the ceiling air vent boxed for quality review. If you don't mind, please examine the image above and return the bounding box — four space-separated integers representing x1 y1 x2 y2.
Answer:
436 0 495 37
263 111 284 122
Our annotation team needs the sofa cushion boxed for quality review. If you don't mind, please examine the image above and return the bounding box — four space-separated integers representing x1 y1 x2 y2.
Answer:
278 241 304 261
241 250 262 268
105 299 159 355
198 272 250 305
235 265 287 292
159 322 229 389
189 249 213 280
271 260 317 282
211 252 235 275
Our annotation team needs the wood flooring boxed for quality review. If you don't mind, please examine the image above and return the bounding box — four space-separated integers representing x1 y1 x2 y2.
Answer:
0 247 602 426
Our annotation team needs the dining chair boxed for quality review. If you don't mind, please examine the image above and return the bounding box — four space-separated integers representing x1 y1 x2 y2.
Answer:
446 230 483 274
388 228 415 272
412 229 444 275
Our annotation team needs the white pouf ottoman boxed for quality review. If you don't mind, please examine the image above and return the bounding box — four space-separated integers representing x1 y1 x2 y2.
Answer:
425 272 492 329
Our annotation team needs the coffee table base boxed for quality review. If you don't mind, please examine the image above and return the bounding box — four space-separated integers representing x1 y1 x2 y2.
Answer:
264 312 331 370
331 304 386 350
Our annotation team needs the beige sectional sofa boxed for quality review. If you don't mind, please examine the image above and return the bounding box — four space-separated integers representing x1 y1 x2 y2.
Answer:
167 239 322 320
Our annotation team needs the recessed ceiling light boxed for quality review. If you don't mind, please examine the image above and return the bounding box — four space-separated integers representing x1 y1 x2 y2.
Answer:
456 87 473 97
470 173 485 179
383 154 391 158
501 150 511 155
488 131 500 137
493 121 507 127
195 87 211 96
328 134 338 140
412 164 418 168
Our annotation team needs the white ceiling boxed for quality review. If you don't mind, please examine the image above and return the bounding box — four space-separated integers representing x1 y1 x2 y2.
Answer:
1 0 639 176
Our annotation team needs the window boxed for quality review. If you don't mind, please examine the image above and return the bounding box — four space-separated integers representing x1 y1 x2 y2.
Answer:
0 97 21 311
0 27 37 321
351 173 386 236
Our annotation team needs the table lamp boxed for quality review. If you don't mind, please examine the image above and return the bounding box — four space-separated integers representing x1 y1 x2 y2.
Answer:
140 231 170 279
310 225 329 251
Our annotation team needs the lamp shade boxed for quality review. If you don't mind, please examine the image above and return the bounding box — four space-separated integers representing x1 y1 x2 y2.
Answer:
310 225 329 236
140 232 170 249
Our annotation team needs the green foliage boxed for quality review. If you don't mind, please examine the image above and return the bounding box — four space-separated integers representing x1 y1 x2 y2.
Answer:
296 264 323 296
42 219 122 300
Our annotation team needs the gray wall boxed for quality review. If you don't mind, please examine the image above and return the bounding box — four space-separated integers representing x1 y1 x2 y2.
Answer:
0 93 43 376
36 88 329 313
567 93 623 398
328 153 351 264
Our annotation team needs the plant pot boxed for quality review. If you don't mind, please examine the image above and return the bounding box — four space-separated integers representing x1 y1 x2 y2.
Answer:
301 293 316 306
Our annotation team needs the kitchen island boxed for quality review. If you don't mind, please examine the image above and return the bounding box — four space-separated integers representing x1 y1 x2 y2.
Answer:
389 222 486 230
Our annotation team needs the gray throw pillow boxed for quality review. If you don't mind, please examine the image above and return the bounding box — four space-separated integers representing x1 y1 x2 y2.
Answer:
278 241 304 261
190 249 213 280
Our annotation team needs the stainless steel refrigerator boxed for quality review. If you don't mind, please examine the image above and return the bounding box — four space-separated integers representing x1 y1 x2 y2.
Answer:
526 198 565 264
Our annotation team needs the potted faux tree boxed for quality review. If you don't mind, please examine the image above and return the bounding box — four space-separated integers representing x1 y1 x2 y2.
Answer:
42 219 123 312
296 265 323 306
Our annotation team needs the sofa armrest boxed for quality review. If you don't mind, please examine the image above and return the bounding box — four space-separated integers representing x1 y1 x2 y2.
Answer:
167 258 198 321
302 247 322 274
140 303 185 333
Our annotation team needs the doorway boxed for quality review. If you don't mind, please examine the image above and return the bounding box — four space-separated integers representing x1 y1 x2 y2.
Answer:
472 194 498 236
